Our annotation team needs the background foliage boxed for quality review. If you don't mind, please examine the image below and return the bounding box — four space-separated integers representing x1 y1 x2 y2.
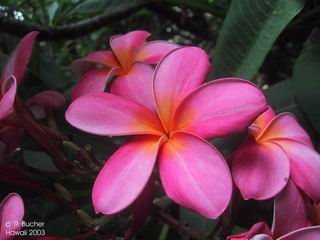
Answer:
1 0 320 239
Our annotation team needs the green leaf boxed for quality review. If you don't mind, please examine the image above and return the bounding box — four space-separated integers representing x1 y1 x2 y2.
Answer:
211 0 304 79
292 29 320 134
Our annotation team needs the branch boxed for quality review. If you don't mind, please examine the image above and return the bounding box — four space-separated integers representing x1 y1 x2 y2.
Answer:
0 4 144 41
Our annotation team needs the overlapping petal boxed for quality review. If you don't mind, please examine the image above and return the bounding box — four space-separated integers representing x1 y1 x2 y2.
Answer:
153 47 211 130
111 62 155 112
249 106 276 137
227 222 272 240
232 138 290 200
71 51 118 75
275 140 320 203
0 193 24 240
158 131 232 218
71 69 109 101
0 76 17 121
1 31 38 86
92 136 161 215
272 181 310 238
173 78 267 138
110 31 150 71
133 41 178 64
256 113 313 147
278 226 320 240
66 92 163 136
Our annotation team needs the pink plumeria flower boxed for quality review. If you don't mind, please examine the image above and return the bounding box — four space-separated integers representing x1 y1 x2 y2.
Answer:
0 32 38 121
227 181 320 240
66 47 267 218
70 30 178 111
0 193 24 240
232 106 320 201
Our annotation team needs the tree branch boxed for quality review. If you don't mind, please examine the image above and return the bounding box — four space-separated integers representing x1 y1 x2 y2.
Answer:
0 4 144 41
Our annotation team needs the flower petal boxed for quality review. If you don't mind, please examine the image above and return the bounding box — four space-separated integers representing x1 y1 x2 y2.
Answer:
0 76 17 121
232 138 290 200
65 92 163 136
227 222 272 240
275 140 320 203
71 69 109 101
249 106 276 137
92 136 161 214
71 50 118 75
110 31 150 71
278 226 320 240
272 180 310 238
173 78 267 138
133 40 179 64
256 113 313 147
1 31 38 86
153 47 211 131
0 193 24 240
159 131 232 219
28 90 65 109
111 62 155 112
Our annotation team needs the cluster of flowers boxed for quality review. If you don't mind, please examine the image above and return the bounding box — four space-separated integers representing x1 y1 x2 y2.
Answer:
1 31 320 239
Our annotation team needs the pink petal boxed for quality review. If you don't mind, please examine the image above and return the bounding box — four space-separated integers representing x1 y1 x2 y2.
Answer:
153 47 211 131
272 180 310 238
71 50 118 75
92 136 161 214
1 31 38 86
158 131 232 219
173 78 267 138
275 140 320 203
71 69 109 101
227 222 272 240
0 76 17 121
0 193 24 240
28 90 65 109
257 113 313 147
133 40 179 64
65 92 163 136
278 226 320 240
111 62 155 112
249 106 276 137
232 138 290 200
110 31 150 71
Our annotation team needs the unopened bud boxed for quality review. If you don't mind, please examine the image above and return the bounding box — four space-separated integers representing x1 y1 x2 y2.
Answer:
77 209 94 227
54 183 73 202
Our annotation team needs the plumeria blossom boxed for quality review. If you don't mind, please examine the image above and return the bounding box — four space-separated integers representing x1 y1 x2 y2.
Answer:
227 181 320 240
70 30 178 111
0 193 24 240
0 32 38 121
232 106 320 201
66 47 267 218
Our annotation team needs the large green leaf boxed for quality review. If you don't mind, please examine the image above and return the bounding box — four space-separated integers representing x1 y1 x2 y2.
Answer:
292 29 320 135
211 0 304 79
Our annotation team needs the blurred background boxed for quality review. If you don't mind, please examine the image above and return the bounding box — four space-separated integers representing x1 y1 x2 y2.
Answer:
0 0 320 239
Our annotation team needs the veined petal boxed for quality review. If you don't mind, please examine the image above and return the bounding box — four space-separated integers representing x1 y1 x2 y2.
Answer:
0 76 17 121
110 31 150 71
133 40 179 64
173 78 267 138
71 69 109 101
71 50 118 75
0 193 24 240
256 113 313 147
65 92 163 136
278 226 320 240
153 47 211 131
232 138 290 200
159 131 232 219
275 140 320 203
272 181 310 238
1 31 38 86
111 62 155 112
92 136 161 214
